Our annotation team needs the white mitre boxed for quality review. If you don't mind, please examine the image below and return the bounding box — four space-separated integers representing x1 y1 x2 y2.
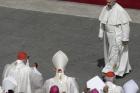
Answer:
123 79 139 93
52 50 68 71
2 76 17 92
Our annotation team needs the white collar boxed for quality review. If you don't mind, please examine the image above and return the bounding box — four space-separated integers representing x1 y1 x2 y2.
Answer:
15 60 25 68
16 60 24 64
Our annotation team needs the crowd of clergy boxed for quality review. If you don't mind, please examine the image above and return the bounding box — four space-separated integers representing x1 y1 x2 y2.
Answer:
0 0 140 93
0 51 139 93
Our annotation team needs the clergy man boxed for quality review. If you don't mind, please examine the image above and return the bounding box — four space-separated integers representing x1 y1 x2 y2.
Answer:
2 51 32 93
98 0 132 76
43 50 79 93
103 71 124 93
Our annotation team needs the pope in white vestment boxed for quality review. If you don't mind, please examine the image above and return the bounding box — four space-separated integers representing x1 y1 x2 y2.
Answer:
43 50 79 93
2 52 32 93
98 0 132 76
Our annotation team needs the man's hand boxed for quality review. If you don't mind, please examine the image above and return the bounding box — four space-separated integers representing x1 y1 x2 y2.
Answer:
103 85 109 93
122 41 129 46
27 56 30 59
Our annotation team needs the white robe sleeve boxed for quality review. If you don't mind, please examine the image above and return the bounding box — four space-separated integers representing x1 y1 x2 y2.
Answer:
20 66 32 93
2 62 16 79
43 80 50 93
121 23 130 41
30 68 43 88
98 23 105 39
2 64 10 79
33 74 43 88
30 70 44 93
69 78 79 93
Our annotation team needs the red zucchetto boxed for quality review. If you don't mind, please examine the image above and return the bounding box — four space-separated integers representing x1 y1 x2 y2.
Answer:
17 51 27 60
105 71 115 77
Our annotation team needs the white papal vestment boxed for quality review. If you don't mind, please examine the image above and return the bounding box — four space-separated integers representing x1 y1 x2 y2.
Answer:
99 3 132 76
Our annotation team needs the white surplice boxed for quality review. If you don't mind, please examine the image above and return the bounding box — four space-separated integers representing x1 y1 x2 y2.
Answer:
30 67 44 93
106 82 124 93
2 62 17 80
43 74 79 93
2 76 17 92
2 60 32 93
99 3 132 76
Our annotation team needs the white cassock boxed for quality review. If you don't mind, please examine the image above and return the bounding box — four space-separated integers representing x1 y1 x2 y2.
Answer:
0 87 3 93
106 81 124 93
99 3 132 76
123 80 139 93
2 60 32 93
30 67 44 93
43 50 79 93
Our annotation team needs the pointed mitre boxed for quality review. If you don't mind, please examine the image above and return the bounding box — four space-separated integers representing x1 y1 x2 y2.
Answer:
52 50 68 70
123 79 139 93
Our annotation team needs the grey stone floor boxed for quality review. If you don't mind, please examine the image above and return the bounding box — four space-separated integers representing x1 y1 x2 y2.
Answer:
0 0 140 23
0 6 139 92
